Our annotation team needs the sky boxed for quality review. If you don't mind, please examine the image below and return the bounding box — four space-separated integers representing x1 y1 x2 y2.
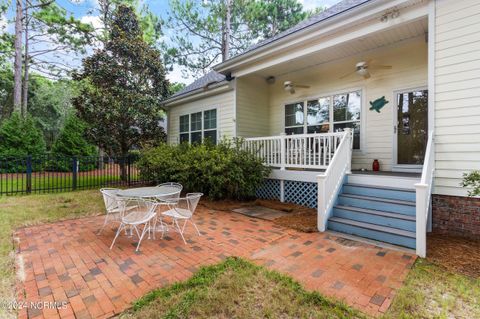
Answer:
2 0 342 84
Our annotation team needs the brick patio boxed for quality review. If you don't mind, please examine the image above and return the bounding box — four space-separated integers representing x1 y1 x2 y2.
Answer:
14 205 415 318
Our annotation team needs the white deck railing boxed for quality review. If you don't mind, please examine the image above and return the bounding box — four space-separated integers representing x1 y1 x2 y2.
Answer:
243 132 345 170
415 130 435 258
316 129 353 231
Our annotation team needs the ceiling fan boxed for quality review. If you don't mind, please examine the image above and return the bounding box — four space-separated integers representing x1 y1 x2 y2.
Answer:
284 81 310 94
340 60 392 80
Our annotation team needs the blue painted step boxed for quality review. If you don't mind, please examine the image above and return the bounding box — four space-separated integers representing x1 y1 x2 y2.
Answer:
337 194 415 216
333 205 416 232
343 183 416 201
328 217 416 249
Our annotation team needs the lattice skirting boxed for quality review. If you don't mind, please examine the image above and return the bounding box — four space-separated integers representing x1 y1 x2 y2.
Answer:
256 179 281 200
256 179 318 209
285 180 317 208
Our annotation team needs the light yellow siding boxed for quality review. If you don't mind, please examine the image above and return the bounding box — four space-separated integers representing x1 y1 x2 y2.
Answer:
266 38 427 171
236 76 270 137
167 89 235 144
434 0 480 196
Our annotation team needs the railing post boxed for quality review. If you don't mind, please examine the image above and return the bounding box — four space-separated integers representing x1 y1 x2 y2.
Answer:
317 174 327 232
72 156 78 191
26 156 32 194
344 128 353 174
280 133 286 170
415 183 427 258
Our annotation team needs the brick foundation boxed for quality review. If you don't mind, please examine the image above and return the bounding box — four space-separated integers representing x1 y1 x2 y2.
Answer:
432 194 480 239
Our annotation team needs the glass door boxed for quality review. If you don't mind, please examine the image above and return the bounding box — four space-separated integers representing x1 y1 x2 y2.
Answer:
396 89 428 165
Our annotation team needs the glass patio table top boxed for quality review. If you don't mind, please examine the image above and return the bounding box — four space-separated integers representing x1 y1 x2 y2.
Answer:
116 186 178 198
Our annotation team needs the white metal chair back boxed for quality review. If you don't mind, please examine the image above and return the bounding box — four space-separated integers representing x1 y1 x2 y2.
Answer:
100 188 120 213
156 182 183 203
110 197 159 252
161 193 203 244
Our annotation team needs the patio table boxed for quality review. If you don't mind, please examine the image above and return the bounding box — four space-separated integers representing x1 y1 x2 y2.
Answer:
116 186 178 199
116 186 180 235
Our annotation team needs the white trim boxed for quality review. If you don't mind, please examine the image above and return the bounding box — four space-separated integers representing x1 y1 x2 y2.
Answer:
392 86 428 169
179 108 218 144
226 2 428 77
427 0 435 162
232 78 238 137
269 169 321 183
215 0 416 73
164 83 232 107
281 87 365 150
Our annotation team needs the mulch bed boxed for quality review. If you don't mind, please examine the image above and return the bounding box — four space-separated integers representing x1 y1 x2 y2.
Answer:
427 233 480 278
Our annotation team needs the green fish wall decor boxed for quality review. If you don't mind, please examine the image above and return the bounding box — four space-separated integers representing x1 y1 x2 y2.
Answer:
369 96 389 113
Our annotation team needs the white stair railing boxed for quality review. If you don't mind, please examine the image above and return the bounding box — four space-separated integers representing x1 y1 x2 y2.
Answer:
415 130 435 257
244 132 345 170
316 128 353 231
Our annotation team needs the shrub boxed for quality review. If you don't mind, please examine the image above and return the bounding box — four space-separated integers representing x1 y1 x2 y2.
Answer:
51 114 98 171
0 112 46 159
462 171 480 197
137 139 270 200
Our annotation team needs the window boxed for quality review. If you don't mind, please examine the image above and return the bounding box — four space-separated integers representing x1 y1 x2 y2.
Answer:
179 115 189 143
284 90 361 149
285 102 304 135
203 109 217 144
333 91 361 149
178 109 217 144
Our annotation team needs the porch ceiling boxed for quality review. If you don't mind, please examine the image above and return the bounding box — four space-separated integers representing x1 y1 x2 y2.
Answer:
253 18 428 78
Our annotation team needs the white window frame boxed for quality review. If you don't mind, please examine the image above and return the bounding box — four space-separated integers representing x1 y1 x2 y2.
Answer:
283 88 364 150
178 108 218 144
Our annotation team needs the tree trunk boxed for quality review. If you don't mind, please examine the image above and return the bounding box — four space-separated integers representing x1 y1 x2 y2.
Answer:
222 0 231 61
13 0 23 113
22 4 29 117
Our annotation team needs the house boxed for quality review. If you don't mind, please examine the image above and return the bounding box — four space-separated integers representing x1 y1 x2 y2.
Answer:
163 0 480 257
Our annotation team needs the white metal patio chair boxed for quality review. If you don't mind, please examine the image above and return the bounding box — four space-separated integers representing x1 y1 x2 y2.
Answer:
98 188 136 235
161 193 203 244
109 197 161 252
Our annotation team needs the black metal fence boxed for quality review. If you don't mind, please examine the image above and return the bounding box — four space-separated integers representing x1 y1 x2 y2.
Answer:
0 155 151 195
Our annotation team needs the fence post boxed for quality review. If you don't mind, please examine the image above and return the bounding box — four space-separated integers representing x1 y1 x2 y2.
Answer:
26 156 32 194
127 155 131 186
72 156 78 191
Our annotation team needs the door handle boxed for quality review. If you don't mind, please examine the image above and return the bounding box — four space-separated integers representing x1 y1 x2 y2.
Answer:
394 126 397 134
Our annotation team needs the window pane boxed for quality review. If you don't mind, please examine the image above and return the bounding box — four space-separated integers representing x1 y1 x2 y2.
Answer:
179 133 189 143
307 124 329 134
191 112 202 131
285 102 304 127
191 131 202 144
179 115 189 133
204 130 217 144
333 91 361 122
285 127 304 135
307 97 329 125
334 122 360 149
204 109 217 130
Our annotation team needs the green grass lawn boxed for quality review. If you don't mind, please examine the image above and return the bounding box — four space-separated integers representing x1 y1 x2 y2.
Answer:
0 174 124 194
121 257 364 319
0 190 104 318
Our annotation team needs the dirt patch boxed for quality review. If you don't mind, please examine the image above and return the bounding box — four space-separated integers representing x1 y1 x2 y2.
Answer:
200 198 318 233
273 211 317 232
427 233 480 278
